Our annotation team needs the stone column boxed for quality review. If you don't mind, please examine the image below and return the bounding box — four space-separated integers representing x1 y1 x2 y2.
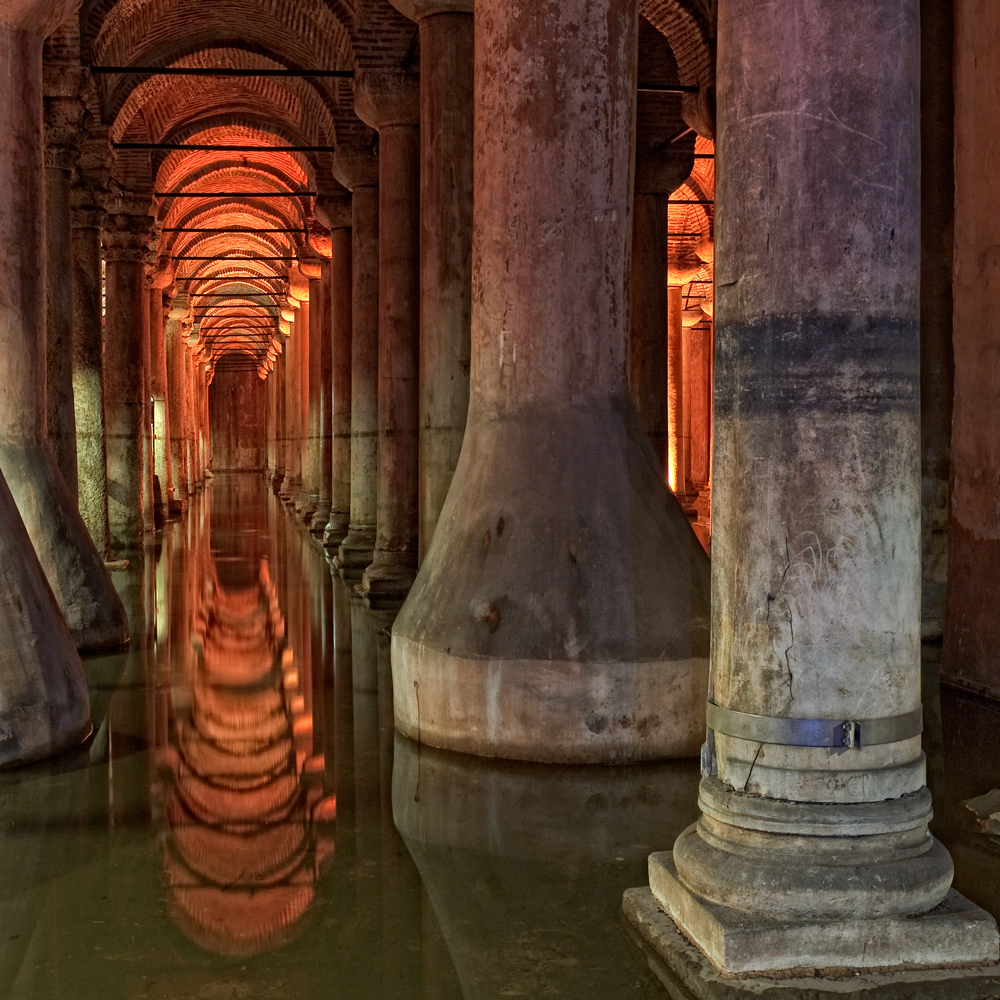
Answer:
0 10 92 762
71 180 109 554
295 294 311 512
104 214 153 554
392 0 710 762
334 150 380 580
324 223 354 549
165 301 189 515
628 27 694 476
356 75 421 609
665 285 686 494
0 22 128 652
149 284 170 524
280 303 302 502
310 261 334 534
140 277 155 533
302 275 323 522
392 0 474 561
43 95 83 499
624 0 1000 976
271 334 287 492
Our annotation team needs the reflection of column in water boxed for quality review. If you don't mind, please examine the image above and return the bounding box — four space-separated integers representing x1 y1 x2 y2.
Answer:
392 735 701 999
154 555 335 957
377 624 423 997
350 598 382 992
330 576 356 881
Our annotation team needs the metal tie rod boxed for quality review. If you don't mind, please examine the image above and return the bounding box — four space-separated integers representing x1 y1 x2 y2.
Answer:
92 66 354 78
637 83 698 93
155 191 316 197
162 227 306 233
115 142 335 153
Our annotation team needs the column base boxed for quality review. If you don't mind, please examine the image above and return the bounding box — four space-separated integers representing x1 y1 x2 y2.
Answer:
622 852 1000 982
392 633 707 763
0 439 130 652
323 510 350 549
334 525 376 580
310 501 332 535
360 555 417 612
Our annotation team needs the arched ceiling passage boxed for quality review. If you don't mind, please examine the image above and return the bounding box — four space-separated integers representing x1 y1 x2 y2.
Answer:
77 0 357 372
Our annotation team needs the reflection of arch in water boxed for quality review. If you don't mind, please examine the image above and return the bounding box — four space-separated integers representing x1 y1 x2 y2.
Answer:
156 556 334 957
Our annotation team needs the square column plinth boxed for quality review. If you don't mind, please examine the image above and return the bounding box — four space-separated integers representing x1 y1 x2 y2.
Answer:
623 854 1000 998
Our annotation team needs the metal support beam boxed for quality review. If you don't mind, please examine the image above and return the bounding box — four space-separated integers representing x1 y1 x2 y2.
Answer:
154 191 316 197
92 65 354 78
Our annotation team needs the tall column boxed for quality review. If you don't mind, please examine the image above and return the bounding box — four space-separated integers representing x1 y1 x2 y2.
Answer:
311 261 334 534
0 6 93 762
324 222 353 548
43 95 82 499
392 0 710 762
665 285 686 494
0 22 128 652
356 75 421 609
165 303 189 515
296 295 311 511
302 276 323 522
272 335 287 492
280 304 302 502
392 0 474 561
149 284 171 523
334 151 380 579
141 276 155 532
625 0 1000 977
104 214 153 554
71 180 109 554
628 23 694 477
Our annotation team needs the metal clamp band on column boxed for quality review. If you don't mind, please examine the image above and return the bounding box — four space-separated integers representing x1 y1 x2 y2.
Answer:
705 702 923 750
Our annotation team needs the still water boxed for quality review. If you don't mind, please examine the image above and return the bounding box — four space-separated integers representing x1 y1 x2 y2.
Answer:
0 473 710 1000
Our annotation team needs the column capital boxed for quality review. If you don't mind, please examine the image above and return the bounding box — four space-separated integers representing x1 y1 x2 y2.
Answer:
314 191 352 230
102 213 157 263
71 178 107 230
43 96 86 171
354 69 420 130
334 139 379 191
390 0 472 20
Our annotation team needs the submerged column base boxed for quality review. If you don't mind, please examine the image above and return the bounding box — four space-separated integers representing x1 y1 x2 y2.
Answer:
323 509 350 549
392 635 707 763
624 860 1000 990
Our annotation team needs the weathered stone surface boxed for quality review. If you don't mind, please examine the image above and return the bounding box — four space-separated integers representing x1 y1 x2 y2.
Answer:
0 466 91 766
623 883 1000 997
392 0 710 762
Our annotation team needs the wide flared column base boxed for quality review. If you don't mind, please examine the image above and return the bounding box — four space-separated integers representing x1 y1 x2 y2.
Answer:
623 852 1000 981
0 440 130 652
335 525 376 581
392 632 707 763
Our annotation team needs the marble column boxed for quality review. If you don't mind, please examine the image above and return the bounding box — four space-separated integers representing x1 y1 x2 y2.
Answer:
302 274 323 522
103 214 154 555
271 335 287 492
165 301 189 515
624 0 1000 977
43 95 82 499
71 181 109 554
391 0 710 762
324 223 353 548
356 74 421 609
0 22 128 652
334 149 380 580
0 7 93 762
149 284 170 524
295 294 311 513
311 261 334 534
392 0 474 562
280 302 302 502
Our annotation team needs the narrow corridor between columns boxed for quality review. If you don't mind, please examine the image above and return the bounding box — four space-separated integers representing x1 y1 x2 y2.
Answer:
0 473 998 1000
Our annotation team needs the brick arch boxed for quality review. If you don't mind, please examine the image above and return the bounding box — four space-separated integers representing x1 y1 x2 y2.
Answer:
641 0 715 139
82 0 354 74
